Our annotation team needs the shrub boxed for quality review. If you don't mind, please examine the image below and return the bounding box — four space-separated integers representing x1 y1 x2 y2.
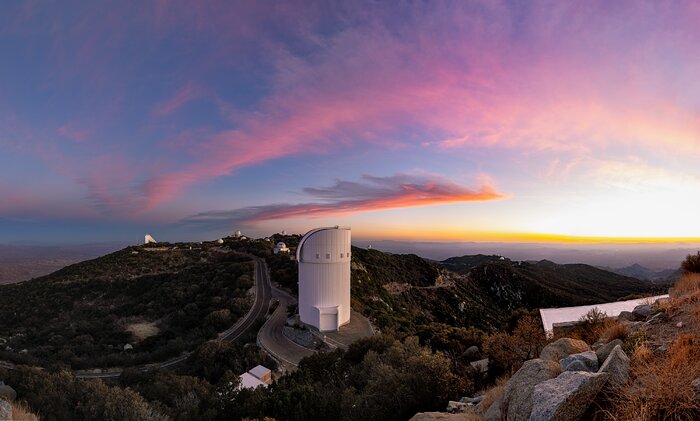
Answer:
568 308 609 344
623 330 647 354
682 252 700 273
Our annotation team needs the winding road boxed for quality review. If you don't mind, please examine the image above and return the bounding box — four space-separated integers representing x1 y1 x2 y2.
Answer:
2 255 317 379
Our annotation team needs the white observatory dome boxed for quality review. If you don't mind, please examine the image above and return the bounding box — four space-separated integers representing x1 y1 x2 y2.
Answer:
296 226 351 332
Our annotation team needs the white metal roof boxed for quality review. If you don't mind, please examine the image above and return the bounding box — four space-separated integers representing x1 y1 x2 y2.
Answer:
239 372 267 390
248 365 271 379
539 294 669 333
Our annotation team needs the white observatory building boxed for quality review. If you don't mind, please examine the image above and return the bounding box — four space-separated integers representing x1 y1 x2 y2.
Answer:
297 226 351 332
273 242 290 254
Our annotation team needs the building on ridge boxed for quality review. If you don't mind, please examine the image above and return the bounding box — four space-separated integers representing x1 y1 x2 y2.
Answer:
273 242 290 254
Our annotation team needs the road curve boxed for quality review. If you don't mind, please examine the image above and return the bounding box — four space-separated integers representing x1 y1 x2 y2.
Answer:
256 263 315 371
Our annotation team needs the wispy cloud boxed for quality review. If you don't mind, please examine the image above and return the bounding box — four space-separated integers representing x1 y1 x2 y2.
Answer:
152 81 208 117
181 173 502 230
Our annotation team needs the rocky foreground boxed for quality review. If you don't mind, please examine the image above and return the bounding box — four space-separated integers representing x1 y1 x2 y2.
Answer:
412 293 700 421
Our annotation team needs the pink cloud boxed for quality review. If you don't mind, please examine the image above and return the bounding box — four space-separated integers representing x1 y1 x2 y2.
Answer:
7 2 700 219
182 173 502 229
133 2 700 209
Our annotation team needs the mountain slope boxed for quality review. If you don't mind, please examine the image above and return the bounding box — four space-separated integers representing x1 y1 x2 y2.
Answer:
0 243 254 369
460 259 661 311
348 250 662 335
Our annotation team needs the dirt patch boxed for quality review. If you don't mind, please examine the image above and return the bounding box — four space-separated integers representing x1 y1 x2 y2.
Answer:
383 282 412 294
126 322 160 341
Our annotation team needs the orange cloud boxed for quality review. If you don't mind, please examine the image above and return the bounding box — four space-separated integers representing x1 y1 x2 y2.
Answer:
181 173 502 229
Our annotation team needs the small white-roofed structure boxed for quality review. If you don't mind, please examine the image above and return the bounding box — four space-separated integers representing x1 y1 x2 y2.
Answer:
248 365 272 385
539 294 669 335
234 230 242 238
238 372 267 390
144 234 157 244
297 226 351 332
216 238 224 244
273 242 290 254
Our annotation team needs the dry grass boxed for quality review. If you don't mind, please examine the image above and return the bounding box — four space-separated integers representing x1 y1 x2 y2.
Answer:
479 377 507 415
605 334 700 420
11 401 39 420
125 321 160 341
600 321 629 343
671 273 700 301
630 342 653 366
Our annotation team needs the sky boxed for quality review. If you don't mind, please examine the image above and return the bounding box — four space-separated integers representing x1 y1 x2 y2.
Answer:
2 0 700 244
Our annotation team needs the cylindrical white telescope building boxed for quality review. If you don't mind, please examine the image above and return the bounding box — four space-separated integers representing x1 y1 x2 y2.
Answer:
296 226 351 332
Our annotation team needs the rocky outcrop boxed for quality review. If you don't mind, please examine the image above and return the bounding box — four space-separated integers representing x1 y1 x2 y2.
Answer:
530 371 608 421
617 311 636 322
595 339 623 365
501 359 561 420
459 396 483 405
560 351 598 372
446 401 468 413
632 304 651 320
0 399 11 421
598 345 630 389
0 385 15 402
413 338 631 421
540 338 590 362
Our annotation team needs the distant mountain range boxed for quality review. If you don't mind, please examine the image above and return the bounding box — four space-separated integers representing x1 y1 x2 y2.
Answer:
0 242 128 284
600 263 680 282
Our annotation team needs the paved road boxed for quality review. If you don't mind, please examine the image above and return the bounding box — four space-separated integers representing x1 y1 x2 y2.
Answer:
219 257 271 342
74 256 272 379
257 282 315 371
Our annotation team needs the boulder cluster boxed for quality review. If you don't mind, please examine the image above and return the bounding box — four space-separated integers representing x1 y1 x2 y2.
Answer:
412 337 631 421
480 337 629 421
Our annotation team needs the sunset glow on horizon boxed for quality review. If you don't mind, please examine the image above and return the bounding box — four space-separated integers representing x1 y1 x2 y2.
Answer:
2 1 700 244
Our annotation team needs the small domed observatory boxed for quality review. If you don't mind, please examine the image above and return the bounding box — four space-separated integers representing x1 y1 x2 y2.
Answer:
273 242 290 254
297 226 351 332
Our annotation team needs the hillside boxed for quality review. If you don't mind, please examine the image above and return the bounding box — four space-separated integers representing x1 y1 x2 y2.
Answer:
348 250 662 335
0 239 682 421
448 257 665 311
0 243 254 369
